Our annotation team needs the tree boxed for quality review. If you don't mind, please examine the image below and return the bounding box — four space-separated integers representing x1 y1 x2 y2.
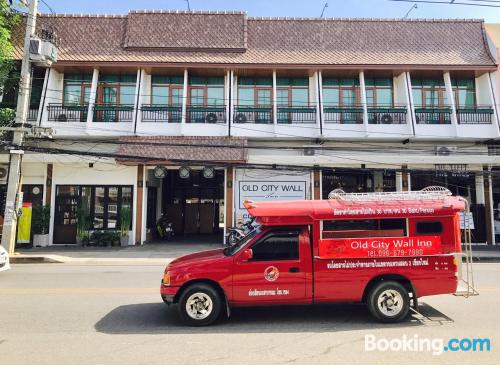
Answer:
0 0 21 126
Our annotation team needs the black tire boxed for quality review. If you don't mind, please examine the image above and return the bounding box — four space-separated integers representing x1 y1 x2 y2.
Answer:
367 281 410 323
177 284 222 326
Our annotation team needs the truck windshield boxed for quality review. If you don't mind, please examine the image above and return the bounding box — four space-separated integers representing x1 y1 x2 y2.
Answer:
224 226 262 256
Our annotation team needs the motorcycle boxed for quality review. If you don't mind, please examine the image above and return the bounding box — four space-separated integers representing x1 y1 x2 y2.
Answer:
225 217 257 247
156 214 175 240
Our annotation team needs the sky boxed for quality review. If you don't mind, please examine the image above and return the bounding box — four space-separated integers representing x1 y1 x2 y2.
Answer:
39 0 500 22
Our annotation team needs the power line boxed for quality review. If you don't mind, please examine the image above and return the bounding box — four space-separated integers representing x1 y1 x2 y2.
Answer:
389 0 500 7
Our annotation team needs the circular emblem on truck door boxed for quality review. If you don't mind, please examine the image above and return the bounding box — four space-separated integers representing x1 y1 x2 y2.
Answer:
264 266 279 282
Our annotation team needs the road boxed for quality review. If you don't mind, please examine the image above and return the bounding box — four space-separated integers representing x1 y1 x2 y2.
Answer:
0 262 499 365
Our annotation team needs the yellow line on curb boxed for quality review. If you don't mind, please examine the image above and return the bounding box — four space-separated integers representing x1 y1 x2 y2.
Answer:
0 287 159 294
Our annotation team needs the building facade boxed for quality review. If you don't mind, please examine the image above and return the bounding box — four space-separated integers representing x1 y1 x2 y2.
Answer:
2 11 500 246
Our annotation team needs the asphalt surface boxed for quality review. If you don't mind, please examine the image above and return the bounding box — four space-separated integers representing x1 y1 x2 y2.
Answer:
0 262 499 365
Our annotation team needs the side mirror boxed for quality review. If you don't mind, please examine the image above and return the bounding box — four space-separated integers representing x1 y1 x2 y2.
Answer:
241 249 253 261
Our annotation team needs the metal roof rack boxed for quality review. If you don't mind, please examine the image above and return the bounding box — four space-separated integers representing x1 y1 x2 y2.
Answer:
328 186 452 202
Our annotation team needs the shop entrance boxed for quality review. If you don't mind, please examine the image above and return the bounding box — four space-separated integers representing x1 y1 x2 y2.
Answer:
162 169 224 240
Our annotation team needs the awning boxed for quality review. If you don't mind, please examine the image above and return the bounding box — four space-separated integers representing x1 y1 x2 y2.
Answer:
116 136 247 165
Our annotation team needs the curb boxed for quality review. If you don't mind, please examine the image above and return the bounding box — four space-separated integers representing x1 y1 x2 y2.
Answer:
10 256 64 264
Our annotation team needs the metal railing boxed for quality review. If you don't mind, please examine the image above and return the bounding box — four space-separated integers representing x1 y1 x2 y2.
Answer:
414 107 452 124
93 104 134 123
27 106 39 122
323 106 364 124
456 106 494 125
277 106 316 124
187 105 226 124
368 107 407 124
233 106 273 124
47 103 88 122
141 104 182 123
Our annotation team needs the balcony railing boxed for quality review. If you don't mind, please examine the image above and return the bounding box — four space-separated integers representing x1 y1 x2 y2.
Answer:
277 106 316 124
323 106 364 124
27 106 39 122
93 104 134 123
47 103 88 122
233 106 273 124
456 106 494 124
415 107 452 124
368 107 407 124
141 104 182 123
187 105 226 124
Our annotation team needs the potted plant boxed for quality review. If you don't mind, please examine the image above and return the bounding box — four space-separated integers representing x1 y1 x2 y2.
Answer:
76 203 90 246
119 207 132 247
32 205 50 247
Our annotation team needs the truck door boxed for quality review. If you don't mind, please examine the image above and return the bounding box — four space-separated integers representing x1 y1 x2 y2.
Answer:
232 227 311 305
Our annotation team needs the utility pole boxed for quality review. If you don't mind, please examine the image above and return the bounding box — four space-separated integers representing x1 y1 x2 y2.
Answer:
1 0 38 254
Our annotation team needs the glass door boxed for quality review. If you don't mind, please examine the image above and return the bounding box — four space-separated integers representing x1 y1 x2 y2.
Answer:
54 186 79 244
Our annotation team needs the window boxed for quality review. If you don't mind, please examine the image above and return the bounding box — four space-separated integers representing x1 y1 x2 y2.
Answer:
322 78 360 107
188 76 224 106
416 221 443 235
276 77 309 107
453 78 475 108
237 77 272 107
411 78 448 108
250 230 300 261
63 73 92 105
365 78 393 107
97 74 136 106
151 75 184 106
322 219 406 239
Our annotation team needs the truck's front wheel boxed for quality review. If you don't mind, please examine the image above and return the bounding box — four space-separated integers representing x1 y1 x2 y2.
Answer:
367 281 410 323
177 284 221 326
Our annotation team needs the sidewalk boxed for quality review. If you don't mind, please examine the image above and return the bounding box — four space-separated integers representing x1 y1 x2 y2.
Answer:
11 242 221 264
10 243 500 264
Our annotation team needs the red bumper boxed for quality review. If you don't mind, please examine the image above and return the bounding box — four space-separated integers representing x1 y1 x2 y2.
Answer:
160 285 180 304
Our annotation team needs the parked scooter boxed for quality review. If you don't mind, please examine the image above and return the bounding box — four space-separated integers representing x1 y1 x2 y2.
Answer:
225 217 257 247
156 214 175 240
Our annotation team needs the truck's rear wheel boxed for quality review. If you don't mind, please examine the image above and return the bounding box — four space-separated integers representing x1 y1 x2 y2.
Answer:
177 284 221 326
367 281 410 323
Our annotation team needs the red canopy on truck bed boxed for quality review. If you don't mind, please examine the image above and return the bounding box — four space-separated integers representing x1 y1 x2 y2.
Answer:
243 197 465 226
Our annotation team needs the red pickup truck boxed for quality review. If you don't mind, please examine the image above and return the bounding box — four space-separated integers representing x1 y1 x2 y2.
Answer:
161 189 470 326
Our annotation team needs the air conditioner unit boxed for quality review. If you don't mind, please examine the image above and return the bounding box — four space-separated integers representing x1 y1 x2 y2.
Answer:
0 165 8 182
29 37 58 67
435 146 458 156
234 113 247 123
57 114 68 122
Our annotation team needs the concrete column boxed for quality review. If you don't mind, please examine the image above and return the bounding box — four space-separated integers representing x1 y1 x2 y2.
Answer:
225 167 234 230
313 170 322 199
475 173 486 205
406 172 412 191
272 70 277 125
487 169 496 245
181 69 188 124
443 72 458 129
37 68 50 126
359 71 369 132
135 165 144 245
141 166 147 244
86 68 99 127
316 71 323 136
226 70 232 133
396 171 403 192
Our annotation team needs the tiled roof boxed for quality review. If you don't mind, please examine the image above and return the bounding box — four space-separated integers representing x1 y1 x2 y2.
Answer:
116 136 247 164
11 11 497 67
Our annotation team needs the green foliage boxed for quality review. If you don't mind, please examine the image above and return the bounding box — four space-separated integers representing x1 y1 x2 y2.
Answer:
31 205 50 235
120 207 132 237
0 0 21 93
88 230 121 247
0 106 14 126
76 202 90 239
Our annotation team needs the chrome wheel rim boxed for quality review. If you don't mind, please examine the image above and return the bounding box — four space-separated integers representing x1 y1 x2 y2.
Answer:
185 292 213 320
377 289 404 317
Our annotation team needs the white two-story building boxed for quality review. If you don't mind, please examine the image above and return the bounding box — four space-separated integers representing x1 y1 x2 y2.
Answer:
2 11 500 246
